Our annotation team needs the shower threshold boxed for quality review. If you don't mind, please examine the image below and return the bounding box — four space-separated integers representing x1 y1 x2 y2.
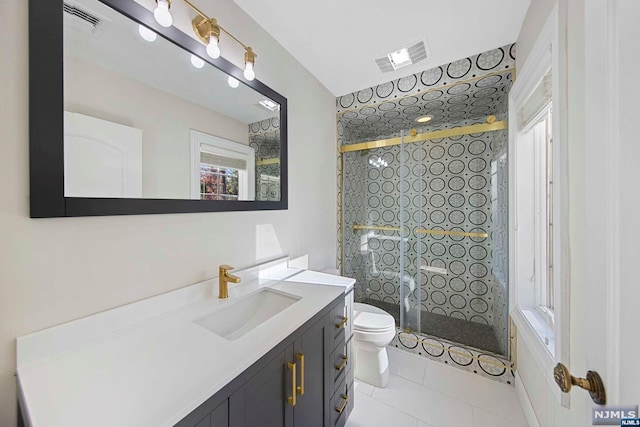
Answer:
362 298 504 356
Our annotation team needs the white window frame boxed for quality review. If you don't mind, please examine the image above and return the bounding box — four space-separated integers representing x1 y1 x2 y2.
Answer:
509 4 570 406
530 110 555 326
190 130 255 200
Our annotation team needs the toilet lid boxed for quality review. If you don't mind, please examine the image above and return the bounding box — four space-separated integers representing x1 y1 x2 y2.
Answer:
353 304 396 331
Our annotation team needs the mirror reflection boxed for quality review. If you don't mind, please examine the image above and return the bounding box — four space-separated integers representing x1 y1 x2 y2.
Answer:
62 0 281 201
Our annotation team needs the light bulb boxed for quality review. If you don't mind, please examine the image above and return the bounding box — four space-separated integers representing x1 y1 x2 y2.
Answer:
206 37 220 59
227 76 239 88
243 61 255 81
153 0 172 28
138 25 157 42
190 54 205 69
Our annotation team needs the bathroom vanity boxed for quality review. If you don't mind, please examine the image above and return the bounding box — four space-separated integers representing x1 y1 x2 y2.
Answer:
176 293 350 427
16 260 354 427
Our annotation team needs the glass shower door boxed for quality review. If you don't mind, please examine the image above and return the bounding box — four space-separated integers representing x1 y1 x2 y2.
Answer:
348 129 426 336
397 130 422 334
364 146 402 322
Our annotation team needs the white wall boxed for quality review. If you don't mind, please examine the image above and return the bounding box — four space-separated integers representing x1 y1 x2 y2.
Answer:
0 0 336 425
516 0 557 71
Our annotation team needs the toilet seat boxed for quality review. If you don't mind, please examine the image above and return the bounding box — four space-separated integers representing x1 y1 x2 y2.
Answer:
353 303 396 332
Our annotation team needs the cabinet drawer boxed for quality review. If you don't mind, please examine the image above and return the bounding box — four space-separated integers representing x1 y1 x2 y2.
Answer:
329 338 351 398
330 377 351 427
330 300 348 351
346 345 354 384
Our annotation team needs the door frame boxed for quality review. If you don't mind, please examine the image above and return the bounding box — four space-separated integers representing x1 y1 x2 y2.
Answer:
508 3 571 407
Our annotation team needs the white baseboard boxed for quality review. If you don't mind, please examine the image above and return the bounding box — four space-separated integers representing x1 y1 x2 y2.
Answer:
515 371 541 427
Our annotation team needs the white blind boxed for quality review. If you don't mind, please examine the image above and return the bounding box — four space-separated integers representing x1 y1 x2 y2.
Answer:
201 152 246 170
518 68 552 131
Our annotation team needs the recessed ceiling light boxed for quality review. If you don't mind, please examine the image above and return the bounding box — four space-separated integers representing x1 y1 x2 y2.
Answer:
258 99 280 112
416 115 433 123
388 48 412 70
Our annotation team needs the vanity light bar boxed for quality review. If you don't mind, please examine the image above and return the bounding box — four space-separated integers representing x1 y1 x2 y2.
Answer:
153 0 258 81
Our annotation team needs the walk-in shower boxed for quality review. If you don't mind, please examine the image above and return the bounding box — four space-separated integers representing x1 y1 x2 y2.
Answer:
338 45 514 364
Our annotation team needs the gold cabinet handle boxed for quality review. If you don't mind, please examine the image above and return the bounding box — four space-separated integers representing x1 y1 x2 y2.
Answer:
287 362 297 406
336 316 348 329
296 353 305 396
335 356 348 372
553 363 606 405
335 394 349 414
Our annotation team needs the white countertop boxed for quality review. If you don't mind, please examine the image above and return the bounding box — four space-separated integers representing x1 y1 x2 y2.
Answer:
16 262 355 427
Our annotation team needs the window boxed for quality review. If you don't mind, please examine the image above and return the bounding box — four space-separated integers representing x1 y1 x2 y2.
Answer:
190 130 255 201
199 165 240 200
511 67 557 355
509 5 569 404
530 108 555 326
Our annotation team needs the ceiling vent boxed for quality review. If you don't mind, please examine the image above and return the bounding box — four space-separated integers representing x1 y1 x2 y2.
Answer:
375 41 428 73
257 98 280 112
63 1 110 37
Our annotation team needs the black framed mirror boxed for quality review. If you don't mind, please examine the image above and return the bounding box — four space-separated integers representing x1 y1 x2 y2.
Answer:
29 0 287 217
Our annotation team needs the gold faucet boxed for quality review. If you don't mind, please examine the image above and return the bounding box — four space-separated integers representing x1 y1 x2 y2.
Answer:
219 265 241 299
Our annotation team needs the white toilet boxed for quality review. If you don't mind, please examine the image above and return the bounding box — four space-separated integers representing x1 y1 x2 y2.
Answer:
353 303 396 388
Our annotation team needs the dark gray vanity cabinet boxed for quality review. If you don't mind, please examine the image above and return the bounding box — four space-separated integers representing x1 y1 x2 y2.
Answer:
326 289 354 427
235 349 292 427
175 295 349 427
291 317 327 427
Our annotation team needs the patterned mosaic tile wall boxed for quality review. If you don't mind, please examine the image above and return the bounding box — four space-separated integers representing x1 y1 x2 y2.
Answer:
249 116 280 201
336 44 516 145
338 44 515 357
342 151 368 287
337 43 515 274
343 123 508 354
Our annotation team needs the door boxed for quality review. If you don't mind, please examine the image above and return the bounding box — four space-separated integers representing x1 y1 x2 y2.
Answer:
233 319 328 427
397 130 421 333
241 349 293 427
63 111 142 198
542 1 640 425
571 0 640 421
293 319 326 427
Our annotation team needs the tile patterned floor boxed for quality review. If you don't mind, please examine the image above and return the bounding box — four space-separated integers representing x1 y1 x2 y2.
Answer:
345 347 528 427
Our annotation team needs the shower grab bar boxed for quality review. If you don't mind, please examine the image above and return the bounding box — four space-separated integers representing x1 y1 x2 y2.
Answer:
352 224 401 232
352 224 488 238
416 228 488 239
